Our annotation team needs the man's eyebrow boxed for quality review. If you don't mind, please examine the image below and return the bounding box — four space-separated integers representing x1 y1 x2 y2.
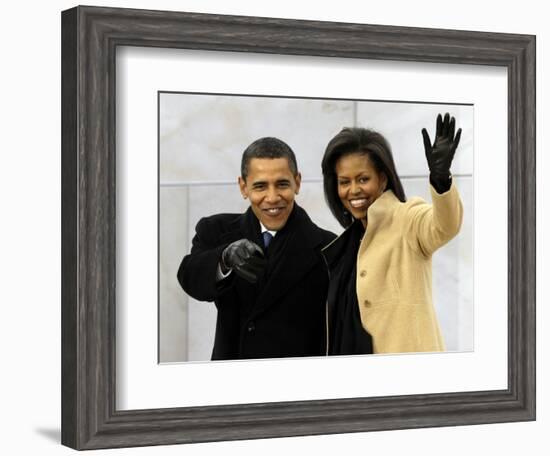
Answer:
251 180 267 187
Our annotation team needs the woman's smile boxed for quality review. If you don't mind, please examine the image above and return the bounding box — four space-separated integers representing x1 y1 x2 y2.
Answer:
349 197 368 209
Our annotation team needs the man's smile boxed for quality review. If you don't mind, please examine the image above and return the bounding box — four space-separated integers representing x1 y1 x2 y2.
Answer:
262 206 286 216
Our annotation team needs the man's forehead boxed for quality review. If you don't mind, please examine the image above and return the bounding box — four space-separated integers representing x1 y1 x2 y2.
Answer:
246 157 295 178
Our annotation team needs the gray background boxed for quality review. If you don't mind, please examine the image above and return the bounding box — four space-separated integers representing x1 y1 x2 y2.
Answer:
159 93 474 362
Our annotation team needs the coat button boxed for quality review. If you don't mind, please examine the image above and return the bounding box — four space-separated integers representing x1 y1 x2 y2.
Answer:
359 270 367 278
364 300 371 308
247 322 256 332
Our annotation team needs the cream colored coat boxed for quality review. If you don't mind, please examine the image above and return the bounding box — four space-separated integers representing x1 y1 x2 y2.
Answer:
356 183 463 354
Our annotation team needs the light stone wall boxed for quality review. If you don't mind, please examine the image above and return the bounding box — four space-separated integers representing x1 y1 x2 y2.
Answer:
159 92 474 362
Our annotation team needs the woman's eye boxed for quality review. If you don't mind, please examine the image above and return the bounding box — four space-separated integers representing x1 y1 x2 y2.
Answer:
359 177 369 183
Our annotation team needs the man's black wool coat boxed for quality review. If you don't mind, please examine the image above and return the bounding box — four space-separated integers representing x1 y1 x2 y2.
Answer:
177 204 335 360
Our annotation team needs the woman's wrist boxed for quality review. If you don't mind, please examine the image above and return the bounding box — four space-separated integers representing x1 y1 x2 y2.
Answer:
429 172 452 194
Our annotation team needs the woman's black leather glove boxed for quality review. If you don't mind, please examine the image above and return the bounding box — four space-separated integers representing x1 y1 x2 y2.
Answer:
221 239 266 284
422 112 462 194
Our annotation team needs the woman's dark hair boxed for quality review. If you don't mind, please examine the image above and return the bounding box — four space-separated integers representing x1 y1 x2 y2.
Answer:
322 127 406 228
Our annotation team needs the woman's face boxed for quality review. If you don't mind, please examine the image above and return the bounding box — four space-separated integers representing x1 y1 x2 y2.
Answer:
335 152 387 226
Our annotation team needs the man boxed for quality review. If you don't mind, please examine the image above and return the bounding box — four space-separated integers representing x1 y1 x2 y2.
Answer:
177 137 335 360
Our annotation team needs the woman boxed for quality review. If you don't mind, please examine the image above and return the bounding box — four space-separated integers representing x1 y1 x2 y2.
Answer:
321 113 463 355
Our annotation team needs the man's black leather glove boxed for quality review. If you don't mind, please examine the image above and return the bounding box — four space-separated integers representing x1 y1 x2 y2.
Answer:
220 239 267 284
422 112 462 194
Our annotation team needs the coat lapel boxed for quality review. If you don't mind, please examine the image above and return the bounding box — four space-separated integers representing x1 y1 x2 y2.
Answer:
219 206 324 319
250 205 322 318
361 189 400 249
217 207 261 246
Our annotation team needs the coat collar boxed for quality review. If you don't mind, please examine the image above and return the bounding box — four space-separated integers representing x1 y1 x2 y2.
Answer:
227 203 326 251
363 189 401 238
322 190 402 265
321 219 364 268
215 203 326 318
246 204 325 318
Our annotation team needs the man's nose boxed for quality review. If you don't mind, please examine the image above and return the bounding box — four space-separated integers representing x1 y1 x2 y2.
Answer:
265 186 281 202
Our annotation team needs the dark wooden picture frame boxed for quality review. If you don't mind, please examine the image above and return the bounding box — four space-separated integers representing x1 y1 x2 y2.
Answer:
61 5 536 450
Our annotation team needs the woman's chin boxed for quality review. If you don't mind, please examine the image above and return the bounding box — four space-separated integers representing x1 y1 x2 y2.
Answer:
349 207 368 221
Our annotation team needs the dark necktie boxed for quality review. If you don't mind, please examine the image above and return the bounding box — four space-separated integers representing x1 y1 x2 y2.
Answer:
262 231 273 249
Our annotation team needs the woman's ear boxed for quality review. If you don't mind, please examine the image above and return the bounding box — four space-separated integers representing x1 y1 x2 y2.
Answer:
380 173 388 193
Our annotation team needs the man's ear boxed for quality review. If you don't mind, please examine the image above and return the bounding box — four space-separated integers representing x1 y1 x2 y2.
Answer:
294 172 302 195
238 176 248 199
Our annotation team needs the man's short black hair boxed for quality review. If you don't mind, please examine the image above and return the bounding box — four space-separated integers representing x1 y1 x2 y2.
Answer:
241 137 299 180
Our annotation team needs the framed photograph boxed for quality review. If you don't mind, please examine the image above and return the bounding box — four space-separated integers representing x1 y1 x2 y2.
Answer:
157 91 475 364
61 5 535 450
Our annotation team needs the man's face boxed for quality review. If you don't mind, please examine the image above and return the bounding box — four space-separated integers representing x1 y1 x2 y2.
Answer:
238 157 301 231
